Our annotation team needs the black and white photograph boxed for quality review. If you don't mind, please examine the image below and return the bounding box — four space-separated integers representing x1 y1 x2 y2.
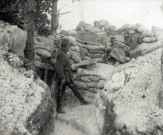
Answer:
0 0 163 135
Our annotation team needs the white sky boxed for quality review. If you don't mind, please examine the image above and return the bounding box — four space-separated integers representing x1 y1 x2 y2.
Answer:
58 0 163 30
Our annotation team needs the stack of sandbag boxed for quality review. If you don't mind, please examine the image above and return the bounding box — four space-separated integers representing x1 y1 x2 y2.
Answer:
105 24 118 35
78 42 106 62
94 19 109 29
76 21 106 33
64 36 81 65
118 23 157 43
60 29 77 37
76 21 94 32
73 68 106 93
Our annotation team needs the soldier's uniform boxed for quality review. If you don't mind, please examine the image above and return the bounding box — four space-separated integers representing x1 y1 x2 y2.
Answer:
54 38 89 113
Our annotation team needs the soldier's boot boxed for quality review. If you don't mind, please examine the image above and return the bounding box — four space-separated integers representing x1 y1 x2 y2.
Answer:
67 83 90 105
56 95 65 114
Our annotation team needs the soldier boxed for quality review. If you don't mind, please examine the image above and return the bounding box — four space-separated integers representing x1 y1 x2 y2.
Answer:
54 38 89 113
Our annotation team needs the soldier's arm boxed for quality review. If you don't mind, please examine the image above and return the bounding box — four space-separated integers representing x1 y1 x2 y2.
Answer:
55 53 65 80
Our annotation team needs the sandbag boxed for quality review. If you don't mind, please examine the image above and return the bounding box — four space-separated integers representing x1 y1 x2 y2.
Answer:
66 29 77 36
109 25 117 32
80 76 91 83
76 25 82 31
104 24 110 30
71 53 81 63
94 57 105 63
65 36 77 46
85 24 94 32
86 82 97 88
77 68 99 77
8 27 27 58
70 46 79 53
89 76 100 82
79 51 86 58
85 45 105 51
92 27 101 33
129 29 136 35
143 37 150 43
34 45 51 52
69 59 74 65
35 49 52 58
87 53 102 59
97 20 109 28
69 50 80 58
119 24 132 31
71 59 96 71
67 52 72 58
97 80 105 89
88 49 103 54
78 21 86 27
152 26 163 41
137 26 144 33
142 31 154 37
76 81 87 89
79 47 89 54
97 32 108 37
88 88 101 93
83 56 91 60
150 36 157 42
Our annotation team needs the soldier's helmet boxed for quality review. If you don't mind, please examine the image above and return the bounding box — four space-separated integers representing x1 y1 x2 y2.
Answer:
61 38 70 48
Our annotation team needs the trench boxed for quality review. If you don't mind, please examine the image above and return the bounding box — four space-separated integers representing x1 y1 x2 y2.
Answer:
46 63 115 135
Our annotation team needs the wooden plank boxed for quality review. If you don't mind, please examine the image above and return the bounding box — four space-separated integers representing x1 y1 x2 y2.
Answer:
44 69 48 83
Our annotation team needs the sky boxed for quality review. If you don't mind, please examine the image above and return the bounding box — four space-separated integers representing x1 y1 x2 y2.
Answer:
58 0 163 30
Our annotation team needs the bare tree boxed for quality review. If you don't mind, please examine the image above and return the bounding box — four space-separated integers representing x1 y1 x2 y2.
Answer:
51 0 58 33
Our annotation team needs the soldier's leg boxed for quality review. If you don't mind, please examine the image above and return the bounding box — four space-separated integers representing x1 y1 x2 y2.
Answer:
66 82 90 105
56 82 66 113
